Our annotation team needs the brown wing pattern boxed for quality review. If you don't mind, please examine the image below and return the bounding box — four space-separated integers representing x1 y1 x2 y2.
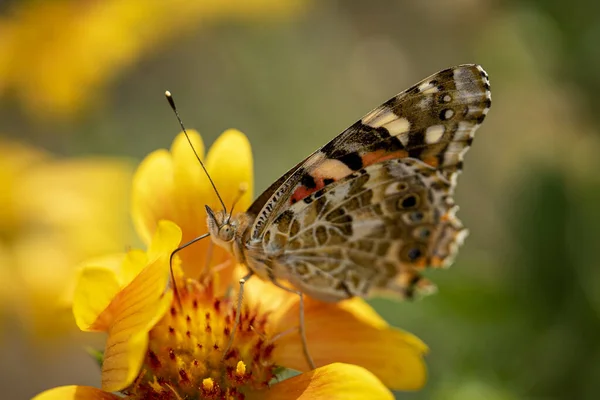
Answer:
254 158 465 302
249 64 491 240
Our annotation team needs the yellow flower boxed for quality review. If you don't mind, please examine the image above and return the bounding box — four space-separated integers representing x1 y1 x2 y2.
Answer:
132 129 255 295
0 0 307 119
34 129 428 399
0 140 133 337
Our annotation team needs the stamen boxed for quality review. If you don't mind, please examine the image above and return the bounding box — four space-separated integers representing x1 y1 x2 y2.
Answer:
129 279 277 398
235 361 246 377
202 378 214 391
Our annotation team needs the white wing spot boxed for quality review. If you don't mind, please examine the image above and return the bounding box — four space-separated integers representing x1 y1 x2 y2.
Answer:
313 158 352 180
443 94 452 102
444 109 455 120
425 125 445 144
453 121 475 141
362 110 396 128
382 117 410 135
397 133 410 147
418 81 439 94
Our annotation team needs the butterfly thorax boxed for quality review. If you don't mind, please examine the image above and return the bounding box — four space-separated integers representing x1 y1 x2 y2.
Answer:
206 206 296 284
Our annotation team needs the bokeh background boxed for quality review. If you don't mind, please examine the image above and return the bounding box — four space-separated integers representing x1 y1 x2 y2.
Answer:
1 0 599 399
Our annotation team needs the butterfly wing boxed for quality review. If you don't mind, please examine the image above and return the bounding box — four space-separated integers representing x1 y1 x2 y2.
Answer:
244 64 491 300
253 157 463 301
248 64 491 239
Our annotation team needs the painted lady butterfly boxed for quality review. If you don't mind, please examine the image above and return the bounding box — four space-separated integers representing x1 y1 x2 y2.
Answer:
168 64 491 369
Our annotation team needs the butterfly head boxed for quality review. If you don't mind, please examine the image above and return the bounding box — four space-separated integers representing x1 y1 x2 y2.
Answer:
206 204 234 237
206 205 241 254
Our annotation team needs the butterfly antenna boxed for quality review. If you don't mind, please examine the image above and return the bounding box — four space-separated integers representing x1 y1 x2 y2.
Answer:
226 182 249 223
165 91 227 213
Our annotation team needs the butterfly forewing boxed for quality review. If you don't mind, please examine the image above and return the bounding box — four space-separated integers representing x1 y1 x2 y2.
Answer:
249 64 491 240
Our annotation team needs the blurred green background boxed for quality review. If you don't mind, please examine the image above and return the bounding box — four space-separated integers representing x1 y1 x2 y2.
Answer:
1 0 599 399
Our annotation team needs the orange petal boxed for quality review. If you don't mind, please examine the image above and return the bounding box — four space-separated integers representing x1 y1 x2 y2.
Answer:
255 363 393 400
32 385 119 400
242 270 298 315
272 297 428 391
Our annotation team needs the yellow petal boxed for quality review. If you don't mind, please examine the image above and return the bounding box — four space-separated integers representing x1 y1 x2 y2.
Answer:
256 363 393 400
118 249 149 287
32 385 119 400
272 297 428 391
147 220 184 262
101 257 174 392
169 130 209 241
131 131 218 280
131 149 175 245
73 267 121 332
205 129 254 212
72 221 180 334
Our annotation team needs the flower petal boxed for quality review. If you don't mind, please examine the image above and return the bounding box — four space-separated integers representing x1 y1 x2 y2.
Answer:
32 385 119 400
101 258 174 392
131 149 175 245
131 131 230 281
256 363 393 400
147 220 184 262
205 129 254 213
272 297 428 391
73 266 121 332
117 249 149 287
72 221 181 334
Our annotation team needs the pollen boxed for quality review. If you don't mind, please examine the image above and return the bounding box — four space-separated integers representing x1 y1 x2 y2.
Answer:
236 361 246 377
122 279 277 399
202 377 214 391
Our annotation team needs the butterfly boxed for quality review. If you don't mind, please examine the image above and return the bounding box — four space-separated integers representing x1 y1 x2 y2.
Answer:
167 64 491 369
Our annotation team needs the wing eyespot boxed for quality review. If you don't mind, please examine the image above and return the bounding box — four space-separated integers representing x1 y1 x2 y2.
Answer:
413 226 432 240
397 194 420 210
400 243 427 264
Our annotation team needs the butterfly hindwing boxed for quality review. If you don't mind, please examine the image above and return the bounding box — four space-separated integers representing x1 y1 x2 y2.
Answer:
249 64 491 240
258 158 464 301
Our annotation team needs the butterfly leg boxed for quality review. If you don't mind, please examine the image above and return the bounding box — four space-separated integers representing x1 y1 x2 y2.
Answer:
200 239 214 278
169 232 210 307
221 270 254 361
270 279 316 370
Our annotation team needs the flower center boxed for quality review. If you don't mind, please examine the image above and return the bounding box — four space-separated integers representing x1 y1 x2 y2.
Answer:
124 279 277 399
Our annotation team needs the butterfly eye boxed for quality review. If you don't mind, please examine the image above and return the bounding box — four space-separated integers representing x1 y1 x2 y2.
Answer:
218 224 235 242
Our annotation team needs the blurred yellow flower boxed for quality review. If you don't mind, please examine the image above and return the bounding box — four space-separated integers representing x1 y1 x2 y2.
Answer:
34 129 428 399
0 0 307 119
0 139 133 338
